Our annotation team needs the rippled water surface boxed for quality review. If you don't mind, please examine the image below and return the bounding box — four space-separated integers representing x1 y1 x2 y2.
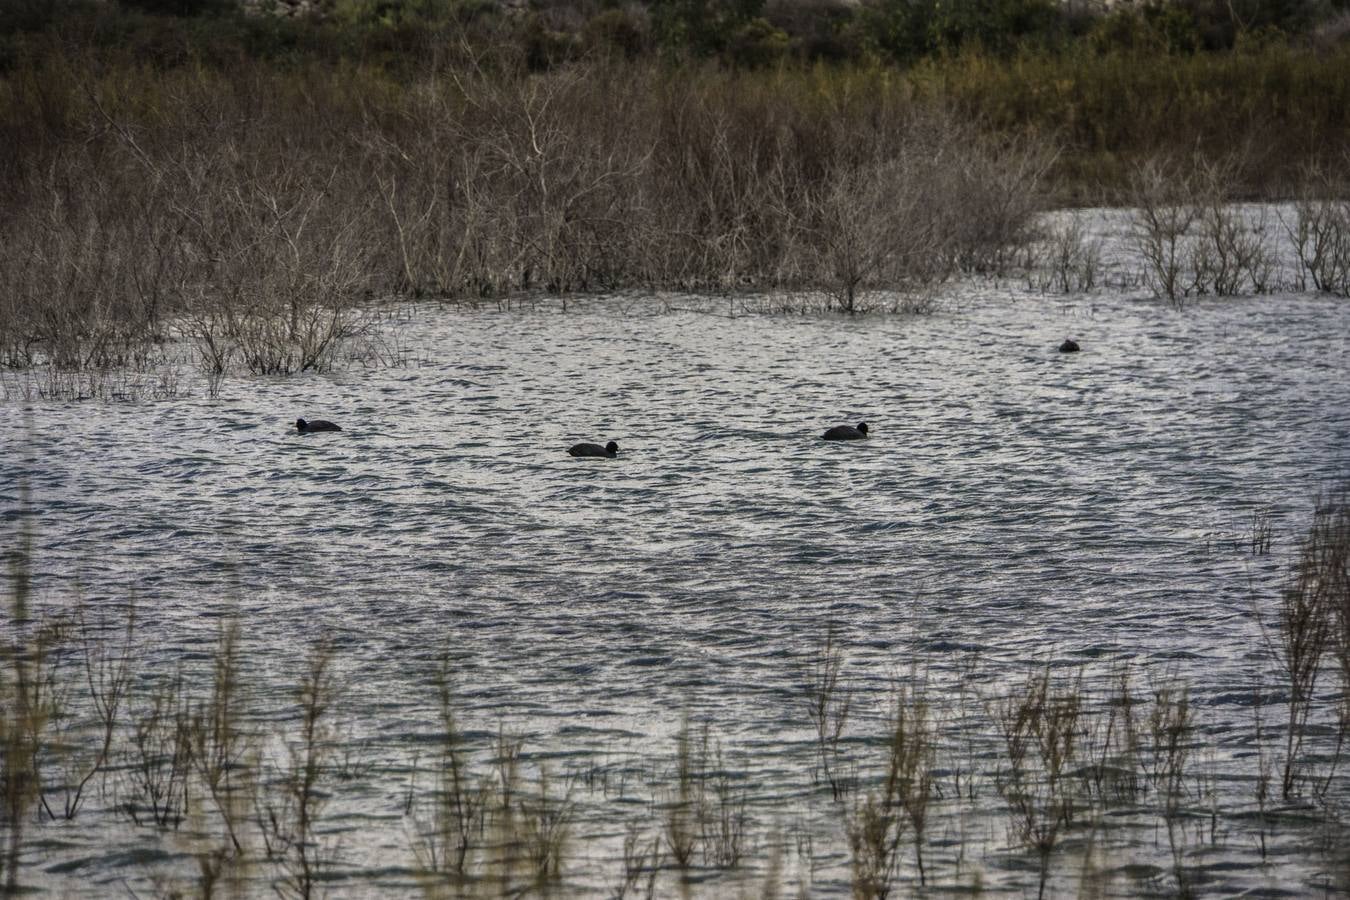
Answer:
4 218 1350 896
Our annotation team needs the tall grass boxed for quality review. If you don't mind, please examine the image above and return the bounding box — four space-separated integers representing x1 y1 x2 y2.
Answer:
5 470 1350 895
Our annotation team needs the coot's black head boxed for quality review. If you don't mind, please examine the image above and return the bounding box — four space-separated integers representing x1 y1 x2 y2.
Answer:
856 422 869 435
606 441 619 455
296 418 307 431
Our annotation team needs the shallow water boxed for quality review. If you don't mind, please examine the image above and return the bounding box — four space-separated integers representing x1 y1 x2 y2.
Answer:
3 212 1350 896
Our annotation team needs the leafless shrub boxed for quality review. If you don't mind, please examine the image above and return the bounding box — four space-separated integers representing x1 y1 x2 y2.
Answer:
0 153 177 372
1130 153 1287 302
1129 159 1200 307
1032 212 1101 294
1188 159 1279 296
946 129 1055 276
812 157 946 313
1285 165 1350 297
806 113 1046 312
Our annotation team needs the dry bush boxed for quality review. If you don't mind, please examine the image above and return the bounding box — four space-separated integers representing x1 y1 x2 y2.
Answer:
943 127 1055 276
1128 158 1200 307
1188 158 1278 296
1130 154 1285 303
371 59 652 298
1287 165 1350 297
0 152 177 370
1030 211 1102 294
0 58 1062 365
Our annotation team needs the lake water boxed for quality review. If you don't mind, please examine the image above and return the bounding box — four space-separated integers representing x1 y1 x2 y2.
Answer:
3 210 1350 896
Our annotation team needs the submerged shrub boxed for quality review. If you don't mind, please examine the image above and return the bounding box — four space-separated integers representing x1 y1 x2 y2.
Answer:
1288 165 1350 298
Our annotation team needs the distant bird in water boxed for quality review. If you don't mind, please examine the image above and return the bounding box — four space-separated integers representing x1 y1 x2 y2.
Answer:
1059 339 1081 353
296 418 342 433
822 422 869 441
569 440 618 458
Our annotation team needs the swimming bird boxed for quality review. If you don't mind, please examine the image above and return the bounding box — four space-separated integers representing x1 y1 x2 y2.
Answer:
822 422 869 441
1059 339 1081 353
568 440 618 458
296 418 342 433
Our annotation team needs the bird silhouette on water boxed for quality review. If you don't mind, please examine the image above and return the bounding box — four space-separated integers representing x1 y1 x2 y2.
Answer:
296 418 342 433
568 440 618 458
822 423 869 441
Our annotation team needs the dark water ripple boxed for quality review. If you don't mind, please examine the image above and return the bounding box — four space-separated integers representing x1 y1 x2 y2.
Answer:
2 283 1350 895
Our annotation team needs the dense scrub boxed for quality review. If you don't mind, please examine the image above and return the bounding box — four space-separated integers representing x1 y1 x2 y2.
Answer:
3 1 1350 379
0 56 1048 373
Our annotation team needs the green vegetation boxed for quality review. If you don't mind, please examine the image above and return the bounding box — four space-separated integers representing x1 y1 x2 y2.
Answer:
3 0 1350 193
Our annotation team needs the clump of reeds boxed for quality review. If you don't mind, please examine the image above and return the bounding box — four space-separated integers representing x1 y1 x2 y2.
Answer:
805 625 852 800
613 822 663 900
8 479 1350 896
660 718 742 874
846 681 936 898
992 667 1084 900
1144 679 1194 897
2 482 47 893
407 655 580 898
